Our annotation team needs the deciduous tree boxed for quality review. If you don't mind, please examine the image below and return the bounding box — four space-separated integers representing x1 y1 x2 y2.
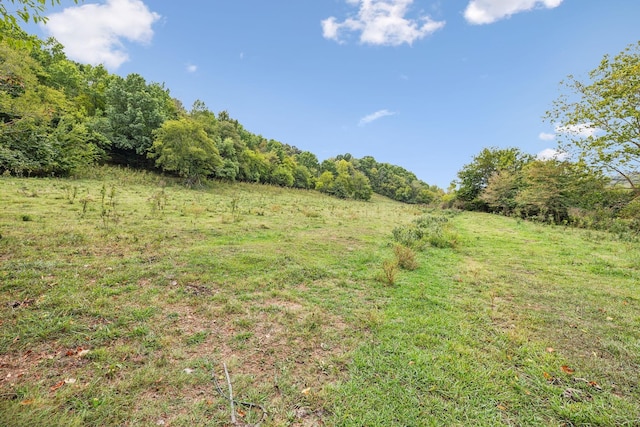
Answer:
546 41 640 196
148 118 221 185
455 147 533 210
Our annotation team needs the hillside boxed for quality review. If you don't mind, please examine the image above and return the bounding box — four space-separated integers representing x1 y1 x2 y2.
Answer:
1 170 639 426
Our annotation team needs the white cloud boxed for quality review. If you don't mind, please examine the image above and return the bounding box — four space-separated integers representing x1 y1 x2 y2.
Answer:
555 123 599 138
464 0 563 25
186 64 197 73
322 0 445 46
538 132 555 141
359 109 397 126
43 0 160 70
537 148 568 161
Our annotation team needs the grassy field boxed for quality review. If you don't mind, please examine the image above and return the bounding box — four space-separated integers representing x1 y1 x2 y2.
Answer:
1 168 638 426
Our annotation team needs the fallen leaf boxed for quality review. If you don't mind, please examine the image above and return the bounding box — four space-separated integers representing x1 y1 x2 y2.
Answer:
19 399 34 405
237 408 246 417
64 378 76 384
66 347 84 357
497 404 507 411
50 380 65 392
408 361 415 365
78 349 90 357
543 372 553 380
546 347 555 353
588 381 602 390
183 368 194 374
301 387 311 395
561 365 575 375
606 317 613 321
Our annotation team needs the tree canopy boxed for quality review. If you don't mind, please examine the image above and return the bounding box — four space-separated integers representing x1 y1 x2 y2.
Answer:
454 147 533 210
1 0 79 45
0 24 442 201
546 41 640 196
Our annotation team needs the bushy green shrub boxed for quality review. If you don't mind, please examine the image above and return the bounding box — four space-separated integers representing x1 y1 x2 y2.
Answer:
392 214 459 249
394 245 418 270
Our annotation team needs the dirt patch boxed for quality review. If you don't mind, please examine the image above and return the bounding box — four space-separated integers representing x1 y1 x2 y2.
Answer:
145 297 353 424
0 346 92 393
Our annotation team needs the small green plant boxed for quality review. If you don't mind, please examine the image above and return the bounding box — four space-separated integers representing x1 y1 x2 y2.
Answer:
229 196 242 222
392 214 458 249
79 195 93 218
378 259 398 285
392 224 424 247
186 331 209 345
62 184 78 203
99 183 118 228
302 209 321 218
394 244 418 270
149 188 168 217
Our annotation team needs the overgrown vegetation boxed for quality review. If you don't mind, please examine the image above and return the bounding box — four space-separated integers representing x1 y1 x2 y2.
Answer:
392 212 460 249
450 41 640 235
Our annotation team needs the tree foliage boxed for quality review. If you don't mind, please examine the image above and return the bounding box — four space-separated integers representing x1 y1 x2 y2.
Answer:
0 0 79 45
0 23 442 201
148 118 221 185
546 41 640 196
104 74 176 161
455 147 533 210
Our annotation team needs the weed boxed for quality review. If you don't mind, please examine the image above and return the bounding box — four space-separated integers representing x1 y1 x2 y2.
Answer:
79 194 93 217
149 187 168 217
186 331 209 345
62 184 78 203
302 209 321 218
99 183 118 228
230 196 239 215
392 213 459 249
378 259 398 285
394 244 419 270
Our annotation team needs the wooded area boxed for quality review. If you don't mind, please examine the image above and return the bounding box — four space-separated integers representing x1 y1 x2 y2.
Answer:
0 25 443 204
1 1 639 233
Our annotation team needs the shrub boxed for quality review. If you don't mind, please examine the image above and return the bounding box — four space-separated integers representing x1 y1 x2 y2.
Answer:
392 214 459 249
378 259 398 285
392 224 424 247
394 245 418 270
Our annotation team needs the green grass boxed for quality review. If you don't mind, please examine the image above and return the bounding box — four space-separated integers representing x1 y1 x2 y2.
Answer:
1 168 638 426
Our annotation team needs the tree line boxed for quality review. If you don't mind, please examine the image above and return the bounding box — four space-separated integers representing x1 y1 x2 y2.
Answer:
450 41 640 233
1 1 638 228
0 25 441 204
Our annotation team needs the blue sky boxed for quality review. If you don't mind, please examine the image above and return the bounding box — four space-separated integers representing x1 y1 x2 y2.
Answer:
30 0 640 188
